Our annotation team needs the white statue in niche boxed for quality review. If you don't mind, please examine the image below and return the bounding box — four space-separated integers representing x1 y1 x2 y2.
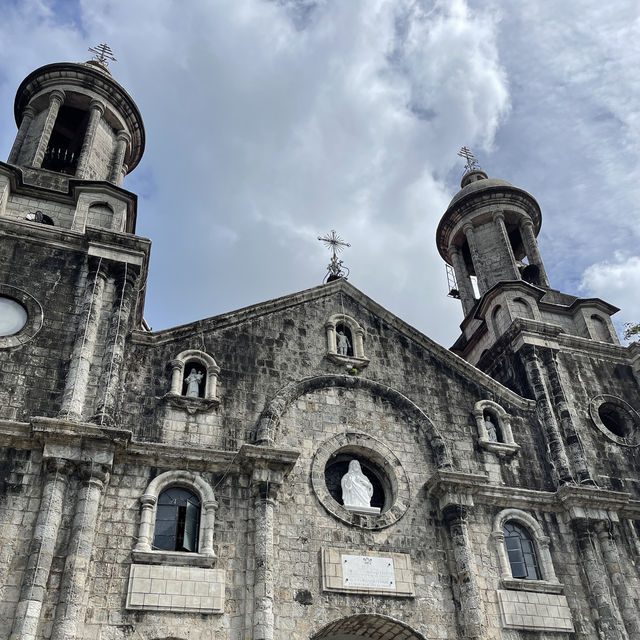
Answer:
341 460 379 514
184 368 204 398
336 330 351 356
484 415 498 441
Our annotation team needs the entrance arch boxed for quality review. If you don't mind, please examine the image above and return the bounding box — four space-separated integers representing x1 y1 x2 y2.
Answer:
311 614 427 640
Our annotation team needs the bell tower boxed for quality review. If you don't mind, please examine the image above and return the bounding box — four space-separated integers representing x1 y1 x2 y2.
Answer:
8 44 144 185
438 150 619 368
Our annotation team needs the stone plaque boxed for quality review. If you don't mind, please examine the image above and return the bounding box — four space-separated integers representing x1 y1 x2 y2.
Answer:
341 554 396 590
321 547 414 597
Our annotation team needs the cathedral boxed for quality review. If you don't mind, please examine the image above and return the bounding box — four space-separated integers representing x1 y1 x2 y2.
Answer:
0 52 639 640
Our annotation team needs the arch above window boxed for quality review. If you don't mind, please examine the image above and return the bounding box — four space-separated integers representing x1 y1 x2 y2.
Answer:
133 470 218 567
491 508 561 593
166 349 221 412
325 313 369 370
473 400 520 457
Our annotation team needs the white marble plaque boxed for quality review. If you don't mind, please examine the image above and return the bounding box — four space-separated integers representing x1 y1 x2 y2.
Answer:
341 554 396 590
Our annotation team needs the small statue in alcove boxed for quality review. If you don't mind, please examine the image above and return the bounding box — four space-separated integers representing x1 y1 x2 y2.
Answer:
336 330 351 356
184 368 204 398
484 415 498 441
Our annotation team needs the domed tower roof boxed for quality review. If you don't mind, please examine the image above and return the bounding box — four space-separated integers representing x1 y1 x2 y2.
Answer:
436 168 542 265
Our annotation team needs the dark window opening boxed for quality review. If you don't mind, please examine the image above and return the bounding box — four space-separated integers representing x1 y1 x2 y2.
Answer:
483 410 503 442
42 105 89 175
324 456 386 511
503 521 540 580
182 361 206 398
335 323 354 357
153 487 200 552
598 402 631 438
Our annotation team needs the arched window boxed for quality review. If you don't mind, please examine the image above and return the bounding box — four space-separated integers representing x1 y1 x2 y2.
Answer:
153 487 201 552
334 322 354 357
492 508 560 589
134 470 217 563
590 314 612 342
512 297 533 320
491 304 509 336
503 521 540 579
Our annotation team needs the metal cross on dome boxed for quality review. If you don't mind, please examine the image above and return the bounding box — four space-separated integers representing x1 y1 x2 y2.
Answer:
458 146 481 174
318 229 351 282
88 43 117 67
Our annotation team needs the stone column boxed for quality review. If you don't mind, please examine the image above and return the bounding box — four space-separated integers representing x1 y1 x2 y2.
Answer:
75 100 105 179
521 346 573 485
325 321 337 354
169 359 184 395
134 494 157 552
8 105 36 164
449 245 476 316
519 219 550 287
119 162 129 188
595 522 640 639
354 327 365 359
10 459 71 640
541 350 593 484
252 473 280 640
574 519 627 640
50 463 109 640
493 210 520 279
59 260 108 421
443 505 483 639
92 266 138 425
462 223 487 294
32 90 65 168
108 130 131 185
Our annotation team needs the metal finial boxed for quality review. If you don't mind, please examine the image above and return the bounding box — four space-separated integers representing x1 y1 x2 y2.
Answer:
318 230 351 282
457 146 481 174
88 43 117 67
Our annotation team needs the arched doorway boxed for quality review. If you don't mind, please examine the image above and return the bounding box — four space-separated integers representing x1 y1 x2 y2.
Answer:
311 614 427 640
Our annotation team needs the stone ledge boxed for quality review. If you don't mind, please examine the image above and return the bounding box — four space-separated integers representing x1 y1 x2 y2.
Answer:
501 578 564 594
132 550 216 568
478 438 520 458
161 392 220 414
326 352 370 371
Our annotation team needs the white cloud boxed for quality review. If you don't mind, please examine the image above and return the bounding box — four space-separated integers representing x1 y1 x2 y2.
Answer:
1 1 638 348
579 253 640 341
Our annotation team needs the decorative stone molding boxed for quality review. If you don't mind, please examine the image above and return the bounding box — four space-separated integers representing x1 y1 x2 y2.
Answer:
473 399 520 457
0 284 44 349
134 470 218 561
492 508 561 591
325 313 369 370
311 431 411 530
588 394 640 446
164 349 221 411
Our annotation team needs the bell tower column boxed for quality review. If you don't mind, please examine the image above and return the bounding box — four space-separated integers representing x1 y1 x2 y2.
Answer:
32 90 65 168
449 245 476 315
7 105 35 164
75 99 105 178
520 218 550 287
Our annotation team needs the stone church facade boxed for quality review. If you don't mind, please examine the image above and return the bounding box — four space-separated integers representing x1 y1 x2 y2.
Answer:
0 56 639 640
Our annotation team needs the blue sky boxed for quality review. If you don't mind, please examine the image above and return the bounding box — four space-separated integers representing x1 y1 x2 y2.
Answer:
1 0 639 346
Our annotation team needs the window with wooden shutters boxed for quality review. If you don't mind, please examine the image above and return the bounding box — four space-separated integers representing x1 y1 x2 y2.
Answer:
503 521 540 580
153 487 201 552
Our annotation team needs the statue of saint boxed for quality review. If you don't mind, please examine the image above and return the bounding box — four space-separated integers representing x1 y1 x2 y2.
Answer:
484 415 498 441
184 368 204 398
341 460 373 508
337 330 351 356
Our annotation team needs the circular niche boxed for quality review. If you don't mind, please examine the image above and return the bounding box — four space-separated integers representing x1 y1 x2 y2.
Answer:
0 285 43 349
311 432 411 530
589 395 640 446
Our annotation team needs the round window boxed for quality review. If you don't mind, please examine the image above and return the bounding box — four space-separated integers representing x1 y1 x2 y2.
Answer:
0 297 28 336
589 395 639 446
311 432 411 530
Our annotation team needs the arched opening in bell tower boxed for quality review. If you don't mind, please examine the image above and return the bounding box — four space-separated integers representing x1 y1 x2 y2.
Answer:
41 104 89 174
